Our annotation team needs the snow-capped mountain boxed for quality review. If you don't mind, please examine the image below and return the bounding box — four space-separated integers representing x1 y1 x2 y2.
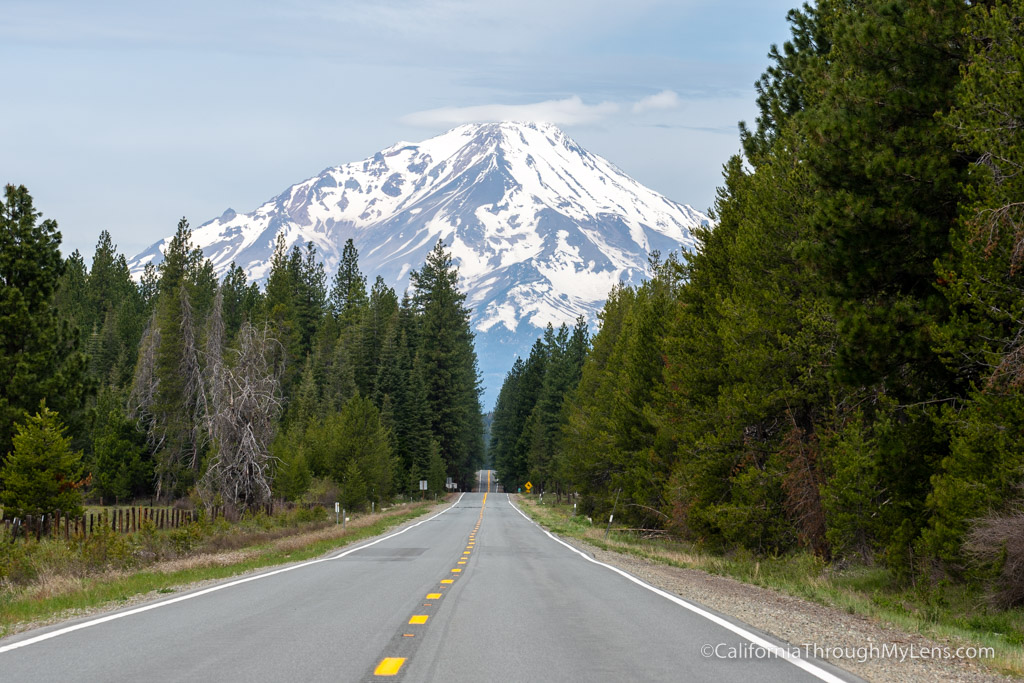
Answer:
128 121 709 407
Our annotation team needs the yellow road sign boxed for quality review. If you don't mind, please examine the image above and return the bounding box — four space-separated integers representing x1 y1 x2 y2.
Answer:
524 481 533 492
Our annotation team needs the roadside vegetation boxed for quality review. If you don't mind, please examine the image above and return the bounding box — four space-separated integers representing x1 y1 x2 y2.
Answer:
491 0 1024 653
0 187 484 541
0 498 442 638
519 496 1024 677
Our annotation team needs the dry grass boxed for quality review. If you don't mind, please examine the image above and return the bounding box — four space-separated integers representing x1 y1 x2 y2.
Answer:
22 571 88 603
967 508 1024 608
1 501 434 617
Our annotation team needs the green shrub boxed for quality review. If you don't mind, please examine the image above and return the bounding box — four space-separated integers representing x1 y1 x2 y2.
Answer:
169 523 204 555
0 536 38 584
80 523 135 570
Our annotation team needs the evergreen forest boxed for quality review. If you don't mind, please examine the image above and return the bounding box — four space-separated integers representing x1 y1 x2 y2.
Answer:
0 191 484 518
5 0 1024 604
490 0 1024 599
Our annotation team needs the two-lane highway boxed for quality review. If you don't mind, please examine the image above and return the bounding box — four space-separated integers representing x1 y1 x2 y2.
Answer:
0 471 856 682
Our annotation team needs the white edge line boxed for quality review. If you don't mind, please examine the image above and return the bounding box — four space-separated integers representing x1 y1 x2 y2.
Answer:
505 493 847 683
0 493 466 655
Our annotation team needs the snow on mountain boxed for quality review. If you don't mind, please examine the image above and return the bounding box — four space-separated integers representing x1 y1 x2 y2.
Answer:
128 121 709 407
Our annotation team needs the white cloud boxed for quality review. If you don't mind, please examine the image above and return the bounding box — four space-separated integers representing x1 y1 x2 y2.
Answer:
401 96 620 127
403 91 686 128
632 89 681 113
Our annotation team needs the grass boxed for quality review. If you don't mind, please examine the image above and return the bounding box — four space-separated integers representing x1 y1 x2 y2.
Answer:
0 500 442 638
518 496 1024 678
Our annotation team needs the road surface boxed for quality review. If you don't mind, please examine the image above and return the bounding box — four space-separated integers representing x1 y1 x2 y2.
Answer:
0 471 856 682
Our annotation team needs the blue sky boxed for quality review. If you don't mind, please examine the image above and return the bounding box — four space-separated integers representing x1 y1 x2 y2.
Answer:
4 0 798 261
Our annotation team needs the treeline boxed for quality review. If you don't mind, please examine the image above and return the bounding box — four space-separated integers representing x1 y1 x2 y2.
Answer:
0 186 483 518
491 0 1024 591
490 319 589 490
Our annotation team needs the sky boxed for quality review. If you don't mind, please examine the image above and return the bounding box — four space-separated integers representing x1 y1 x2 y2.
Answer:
3 0 798 262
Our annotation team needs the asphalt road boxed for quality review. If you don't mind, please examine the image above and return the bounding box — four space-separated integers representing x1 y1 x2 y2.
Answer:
0 471 857 682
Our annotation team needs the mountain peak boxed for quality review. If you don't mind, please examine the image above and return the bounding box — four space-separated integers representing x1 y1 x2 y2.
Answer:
128 124 709 406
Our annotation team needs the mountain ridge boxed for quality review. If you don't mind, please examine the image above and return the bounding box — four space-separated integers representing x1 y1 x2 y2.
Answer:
128 121 709 405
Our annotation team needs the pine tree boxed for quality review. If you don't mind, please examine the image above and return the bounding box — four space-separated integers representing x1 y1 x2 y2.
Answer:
356 276 398 396
221 262 259 344
129 218 209 499
794 0 972 569
373 308 430 492
85 232 147 387
90 387 151 504
301 395 394 505
54 250 89 333
329 238 368 319
426 438 446 496
341 458 367 510
296 242 327 360
0 404 85 518
923 0 1024 570
411 241 484 485
0 185 90 464
490 357 526 488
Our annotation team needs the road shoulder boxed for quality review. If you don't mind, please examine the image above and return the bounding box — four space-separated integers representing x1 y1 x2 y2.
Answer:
533 516 1008 682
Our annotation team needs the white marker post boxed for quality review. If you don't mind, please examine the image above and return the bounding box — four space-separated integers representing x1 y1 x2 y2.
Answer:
335 502 340 525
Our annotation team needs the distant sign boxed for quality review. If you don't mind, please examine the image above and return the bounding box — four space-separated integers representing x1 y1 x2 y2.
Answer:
524 481 533 492
419 480 428 491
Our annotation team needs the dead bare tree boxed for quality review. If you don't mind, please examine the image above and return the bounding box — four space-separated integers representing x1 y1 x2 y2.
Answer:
128 287 208 500
202 321 284 513
128 311 161 447
178 286 207 471
965 505 1024 608
203 286 226 441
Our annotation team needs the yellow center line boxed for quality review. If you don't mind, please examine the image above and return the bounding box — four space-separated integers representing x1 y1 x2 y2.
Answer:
374 658 406 676
389 476 491 681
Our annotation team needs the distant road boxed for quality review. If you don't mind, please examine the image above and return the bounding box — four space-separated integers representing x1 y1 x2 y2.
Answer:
0 471 855 682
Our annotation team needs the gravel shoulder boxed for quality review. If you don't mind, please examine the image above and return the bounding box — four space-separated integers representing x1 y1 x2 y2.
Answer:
556 534 1010 683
